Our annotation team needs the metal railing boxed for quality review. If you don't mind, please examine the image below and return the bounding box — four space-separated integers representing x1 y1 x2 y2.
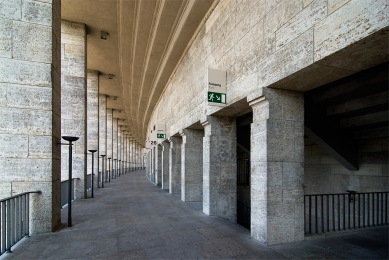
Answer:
0 191 41 255
61 178 78 208
237 159 250 186
304 192 388 235
237 201 250 230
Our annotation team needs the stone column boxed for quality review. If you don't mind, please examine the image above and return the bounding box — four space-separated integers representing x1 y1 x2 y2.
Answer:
202 116 236 222
61 20 86 199
169 137 181 194
87 70 99 193
180 129 203 202
0 0 61 233
161 141 169 190
156 144 162 186
248 88 304 246
117 128 121 175
112 118 118 177
106 109 113 180
98 94 107 186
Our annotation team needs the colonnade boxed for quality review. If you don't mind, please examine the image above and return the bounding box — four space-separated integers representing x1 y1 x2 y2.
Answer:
60 20 144 200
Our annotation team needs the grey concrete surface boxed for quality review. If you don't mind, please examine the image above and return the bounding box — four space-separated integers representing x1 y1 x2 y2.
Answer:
2 170 388 260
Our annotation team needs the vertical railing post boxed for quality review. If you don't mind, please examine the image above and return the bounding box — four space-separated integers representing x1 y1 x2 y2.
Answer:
88 150 97 198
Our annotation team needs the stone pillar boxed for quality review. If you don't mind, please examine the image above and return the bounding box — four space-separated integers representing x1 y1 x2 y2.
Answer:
248 88 304 246
180 129 203 202
162 141 169 190
0 0 61 232
157 144 162 186
202 116 236 222
61 20 86 199
98 94 107 186
106 109 113 180
117 128 122 175
87 70 99 193
169 137 181 194
112 118 118 177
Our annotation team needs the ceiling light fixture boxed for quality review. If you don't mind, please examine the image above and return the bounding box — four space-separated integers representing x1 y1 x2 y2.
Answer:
100 31 108 40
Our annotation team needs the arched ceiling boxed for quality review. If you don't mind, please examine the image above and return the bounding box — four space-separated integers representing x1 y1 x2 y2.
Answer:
61 0 216 145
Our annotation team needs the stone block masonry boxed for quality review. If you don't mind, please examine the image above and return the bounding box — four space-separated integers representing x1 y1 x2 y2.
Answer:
61 20 86 199
180 129 203 202
0 0 62 233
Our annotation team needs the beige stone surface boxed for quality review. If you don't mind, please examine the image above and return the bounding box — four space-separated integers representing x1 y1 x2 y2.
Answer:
22 0 52 26
0 17 12 58
0 0 22 20
328 0 351 14
314 0 389 62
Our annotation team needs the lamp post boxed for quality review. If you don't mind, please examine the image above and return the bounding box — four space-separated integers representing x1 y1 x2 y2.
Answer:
108 157 111 182
61 136 79 227
88 150 97 198
101 155 106 188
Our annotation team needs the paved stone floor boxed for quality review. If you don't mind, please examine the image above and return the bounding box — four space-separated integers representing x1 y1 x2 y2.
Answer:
2 170 388 259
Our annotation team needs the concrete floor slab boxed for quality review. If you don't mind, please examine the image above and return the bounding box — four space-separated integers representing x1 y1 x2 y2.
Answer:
1 170 388 260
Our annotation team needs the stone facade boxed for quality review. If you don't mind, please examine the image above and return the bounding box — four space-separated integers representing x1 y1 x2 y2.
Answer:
305 137 389 194
161 141 169 190
98 94 107 185
87 70 99 192
202 116 237 222
0 0 62 233
145 0 388 245
180 129 204 202
169 136 182 194
61 20 86 199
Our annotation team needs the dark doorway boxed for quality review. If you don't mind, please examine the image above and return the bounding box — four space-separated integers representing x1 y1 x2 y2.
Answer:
236 112 252 229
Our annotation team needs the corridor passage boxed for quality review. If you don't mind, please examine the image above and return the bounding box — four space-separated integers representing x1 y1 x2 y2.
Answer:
2 171 388 259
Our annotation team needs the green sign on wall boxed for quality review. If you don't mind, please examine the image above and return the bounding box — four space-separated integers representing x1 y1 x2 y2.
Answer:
208 91 226 104
157 133 166 139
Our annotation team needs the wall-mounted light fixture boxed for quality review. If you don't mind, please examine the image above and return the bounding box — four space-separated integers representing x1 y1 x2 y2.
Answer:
108 74 114 79
101 31 108 40
118 110 122 113
113 96 118 100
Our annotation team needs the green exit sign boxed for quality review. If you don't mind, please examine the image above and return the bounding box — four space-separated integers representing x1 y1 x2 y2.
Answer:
157 134 165 138
208 91 226 104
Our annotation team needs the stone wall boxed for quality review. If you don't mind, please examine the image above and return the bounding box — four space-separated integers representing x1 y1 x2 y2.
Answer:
0 0 62 233
61 20 86 199
87 70 99 191
148 0 388 135
305 137 389 194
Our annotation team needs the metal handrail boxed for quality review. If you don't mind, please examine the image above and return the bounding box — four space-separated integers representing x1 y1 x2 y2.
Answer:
0 191 41 255
304 191 388 235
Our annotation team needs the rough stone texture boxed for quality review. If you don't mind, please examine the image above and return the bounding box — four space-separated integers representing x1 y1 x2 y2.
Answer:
106 109 113 180
112 119 118 177
305 138 389 194
202 116 236 222
117 129 122 176
87 70 99 191
161 141 169 190
249 88 304 246
0 0 61 233
156 144 162 186
168 136 181 194
61 20 86 199
180 129 203 202
98 94 107 185
314 0 388 62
